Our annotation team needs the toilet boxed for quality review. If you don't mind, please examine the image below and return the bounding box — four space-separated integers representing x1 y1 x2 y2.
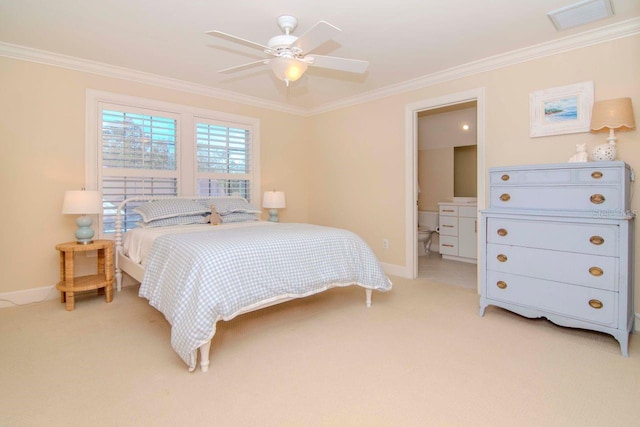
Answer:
418 211 439 255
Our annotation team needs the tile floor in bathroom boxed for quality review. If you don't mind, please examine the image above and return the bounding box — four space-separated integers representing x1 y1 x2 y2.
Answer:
418 251 478 291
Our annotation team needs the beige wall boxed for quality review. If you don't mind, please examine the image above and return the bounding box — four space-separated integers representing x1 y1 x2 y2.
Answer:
0 57 310 294
2 34 639 309
418 148 453 211
309 35 640 305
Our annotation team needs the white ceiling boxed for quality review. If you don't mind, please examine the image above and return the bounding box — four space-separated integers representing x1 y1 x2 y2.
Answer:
1 0 639 113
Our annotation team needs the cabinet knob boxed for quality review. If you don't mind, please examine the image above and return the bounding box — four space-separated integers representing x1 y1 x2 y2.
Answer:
496 281 507 289
497 254 508 262
590 194 605 204
589 236 604 245
499 193 511 202
501 174 510 181
589 266 603 277
591 171 603 179
588 299 603 309
497 228 508 237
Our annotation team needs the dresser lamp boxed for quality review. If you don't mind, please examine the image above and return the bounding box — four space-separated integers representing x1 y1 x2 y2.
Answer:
590 97 636 161
263 191 286 222
62 189 102 244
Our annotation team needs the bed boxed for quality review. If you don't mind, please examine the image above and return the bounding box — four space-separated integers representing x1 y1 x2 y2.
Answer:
114 196 392 372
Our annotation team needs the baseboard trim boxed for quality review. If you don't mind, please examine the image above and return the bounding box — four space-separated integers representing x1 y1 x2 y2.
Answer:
0 285 58 308
380 262 410 279
0 276 139 309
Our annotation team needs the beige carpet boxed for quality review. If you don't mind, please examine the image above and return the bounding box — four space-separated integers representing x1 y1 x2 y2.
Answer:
1 277 638 427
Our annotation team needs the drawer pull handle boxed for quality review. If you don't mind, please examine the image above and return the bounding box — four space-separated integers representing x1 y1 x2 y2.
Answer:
589 267 603 277
589 236 604 245
442 225 454 228
497 228 508 237
497 254 508 262
501 174 510 181
496 281 507 289
499 193 511 202
442 209 455 213
591 171 603 179
590 194 605 204
442 244 455 248
588 299 603 309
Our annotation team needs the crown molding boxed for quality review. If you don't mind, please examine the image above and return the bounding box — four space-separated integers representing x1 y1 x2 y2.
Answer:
308 17 640 115
1 17 638 118
0 42 309 116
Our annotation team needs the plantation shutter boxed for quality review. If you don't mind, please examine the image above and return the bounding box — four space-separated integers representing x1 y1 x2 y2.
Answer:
99 105 179 233
195 119 253 202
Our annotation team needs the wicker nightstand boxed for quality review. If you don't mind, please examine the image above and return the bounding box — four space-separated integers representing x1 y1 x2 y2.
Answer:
55 240 114 311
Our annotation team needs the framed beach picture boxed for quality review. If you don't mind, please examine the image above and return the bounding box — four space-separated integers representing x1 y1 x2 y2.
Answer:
529 81 594 137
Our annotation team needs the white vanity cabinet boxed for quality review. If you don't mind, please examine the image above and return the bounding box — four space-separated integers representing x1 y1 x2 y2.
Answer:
479 161 635 356
438 202 477 263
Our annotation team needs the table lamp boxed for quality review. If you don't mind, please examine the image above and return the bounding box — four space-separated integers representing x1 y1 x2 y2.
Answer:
62 189 102 244
263 191 286 222
590 97 636 161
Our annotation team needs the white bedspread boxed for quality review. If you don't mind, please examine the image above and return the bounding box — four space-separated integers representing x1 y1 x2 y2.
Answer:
136 222 392 370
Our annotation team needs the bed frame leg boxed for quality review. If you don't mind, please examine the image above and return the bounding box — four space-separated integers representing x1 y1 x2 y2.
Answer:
115 268 122 292
365 289 372 308
199 340 212 372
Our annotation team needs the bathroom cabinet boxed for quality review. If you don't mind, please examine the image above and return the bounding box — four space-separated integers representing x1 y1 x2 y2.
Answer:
479 161 635 356
438 202 478 263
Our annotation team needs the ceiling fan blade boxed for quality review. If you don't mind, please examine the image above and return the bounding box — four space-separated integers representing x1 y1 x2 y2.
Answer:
306 55 369 74
206 30 270 52
218 59 270 74
290 21 341 54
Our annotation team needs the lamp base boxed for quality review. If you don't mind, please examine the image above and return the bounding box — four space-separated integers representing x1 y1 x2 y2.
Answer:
75 215 95 244
591 142 617 162
268 209 279 222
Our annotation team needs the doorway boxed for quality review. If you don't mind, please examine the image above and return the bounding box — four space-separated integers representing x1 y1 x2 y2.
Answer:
404 88 485 289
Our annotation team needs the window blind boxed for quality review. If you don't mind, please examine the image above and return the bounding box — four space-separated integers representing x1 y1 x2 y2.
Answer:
196 121 252 201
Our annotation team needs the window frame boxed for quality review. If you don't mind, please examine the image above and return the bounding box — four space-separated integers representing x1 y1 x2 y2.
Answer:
86 90 260 238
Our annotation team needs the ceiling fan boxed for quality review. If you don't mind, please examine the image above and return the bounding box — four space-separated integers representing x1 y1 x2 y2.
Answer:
206 15 369 87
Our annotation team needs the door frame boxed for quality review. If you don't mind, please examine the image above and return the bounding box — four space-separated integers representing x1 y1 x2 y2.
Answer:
404 88 486 281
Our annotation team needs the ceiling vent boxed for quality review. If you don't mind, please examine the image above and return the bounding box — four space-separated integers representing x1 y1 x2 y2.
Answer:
547 0 614 31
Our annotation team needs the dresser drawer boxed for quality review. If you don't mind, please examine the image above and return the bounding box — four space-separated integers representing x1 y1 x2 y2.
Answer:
486 217 618 256
490 163 624 186
490 168 572 185
439 236 458 255
439 205 458 216
487 244 618 291
439 216 458 236
489 185 623 211
485 271 617 327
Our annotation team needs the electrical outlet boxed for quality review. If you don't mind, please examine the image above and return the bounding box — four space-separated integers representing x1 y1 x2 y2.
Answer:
382 239 389 249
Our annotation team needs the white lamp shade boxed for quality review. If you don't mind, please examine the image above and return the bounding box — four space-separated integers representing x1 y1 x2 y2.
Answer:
263 191 286 209
62 190 102 215
270 57 308 83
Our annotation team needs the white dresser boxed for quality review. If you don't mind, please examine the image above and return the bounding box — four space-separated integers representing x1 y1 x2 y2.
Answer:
438 202 478 263
479 161 635 356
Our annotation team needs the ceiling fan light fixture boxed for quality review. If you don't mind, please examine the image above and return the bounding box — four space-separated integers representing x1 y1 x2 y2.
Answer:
270 57 308 84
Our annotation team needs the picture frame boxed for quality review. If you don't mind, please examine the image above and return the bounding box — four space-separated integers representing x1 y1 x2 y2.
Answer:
529 81 594 137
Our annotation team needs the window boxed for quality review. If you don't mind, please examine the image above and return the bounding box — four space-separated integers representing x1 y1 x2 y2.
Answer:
86 91 260 236
195 119 252 201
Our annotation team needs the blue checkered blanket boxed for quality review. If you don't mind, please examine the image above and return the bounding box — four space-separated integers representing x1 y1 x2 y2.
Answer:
138 222 392 370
